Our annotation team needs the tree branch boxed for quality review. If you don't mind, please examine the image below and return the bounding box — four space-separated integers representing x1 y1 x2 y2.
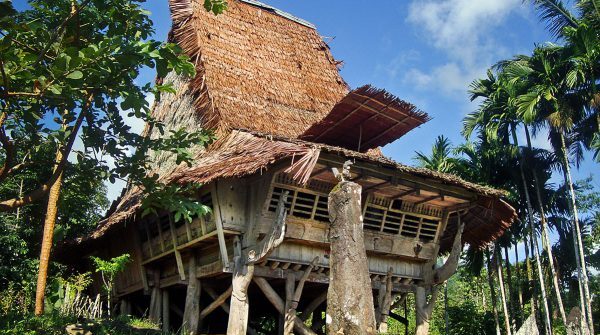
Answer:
0 93 93 211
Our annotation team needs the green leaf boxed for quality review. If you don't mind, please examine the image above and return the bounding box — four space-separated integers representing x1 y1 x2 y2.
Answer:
66 70 83 80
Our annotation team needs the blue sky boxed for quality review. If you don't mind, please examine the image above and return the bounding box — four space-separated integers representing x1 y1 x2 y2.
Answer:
12 0 598 200
137 0 596 191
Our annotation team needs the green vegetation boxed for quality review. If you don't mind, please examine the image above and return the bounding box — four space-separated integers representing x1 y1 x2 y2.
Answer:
410 1 600 333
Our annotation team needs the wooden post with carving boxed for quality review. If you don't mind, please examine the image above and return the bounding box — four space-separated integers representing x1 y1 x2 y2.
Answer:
226 191 289 334
326 161 377 335
415 215 465 335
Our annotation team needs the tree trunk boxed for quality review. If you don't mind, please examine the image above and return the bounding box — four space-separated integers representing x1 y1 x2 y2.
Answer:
496 246 513 335
504 246 516 330
327 180 376 335
523 229 537 316
415 286 438 335
559 132 594 335
486 249 502 335
524 125 568 327
34 168 64 315
514 242 524 308
530 226 553 335
510 125 552 334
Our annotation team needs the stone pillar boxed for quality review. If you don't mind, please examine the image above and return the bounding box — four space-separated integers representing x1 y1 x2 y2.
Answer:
326 180 376 334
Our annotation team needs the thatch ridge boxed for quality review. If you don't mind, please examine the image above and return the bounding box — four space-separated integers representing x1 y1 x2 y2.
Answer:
167 0 349 138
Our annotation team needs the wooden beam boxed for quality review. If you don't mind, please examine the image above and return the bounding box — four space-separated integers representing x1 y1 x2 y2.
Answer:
168 215 186 281
199 286 232 320
391 188 418 199
132 224 149 292
414 194 443 206
253 277 318 335
204 286 260 335
313 99 370 141
284 257 319 334
310 167 329 177
318 155 478 201
363 180 389 192
211 182 230 271
301 291 328 321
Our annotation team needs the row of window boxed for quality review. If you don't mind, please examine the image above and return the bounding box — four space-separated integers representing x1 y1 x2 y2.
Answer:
267 182 442 243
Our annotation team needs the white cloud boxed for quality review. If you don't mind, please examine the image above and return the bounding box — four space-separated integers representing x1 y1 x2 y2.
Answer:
407 0 520 66
404 0 522 96
403 68 432 88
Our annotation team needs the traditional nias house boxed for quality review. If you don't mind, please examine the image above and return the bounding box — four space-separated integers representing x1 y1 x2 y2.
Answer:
73 1 517 334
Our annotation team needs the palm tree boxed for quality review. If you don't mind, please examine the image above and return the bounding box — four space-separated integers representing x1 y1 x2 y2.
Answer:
510 45 594 334
466 71 557 333
413 135 458 173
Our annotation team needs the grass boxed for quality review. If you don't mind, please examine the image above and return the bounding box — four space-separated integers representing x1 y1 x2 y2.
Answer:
0 313 170 335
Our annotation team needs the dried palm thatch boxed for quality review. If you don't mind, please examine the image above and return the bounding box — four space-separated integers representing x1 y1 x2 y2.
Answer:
81 130 516 251
168 0 348 138
301 85 431 151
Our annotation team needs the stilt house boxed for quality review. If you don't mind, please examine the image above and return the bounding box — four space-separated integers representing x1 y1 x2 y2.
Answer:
74 0 517 333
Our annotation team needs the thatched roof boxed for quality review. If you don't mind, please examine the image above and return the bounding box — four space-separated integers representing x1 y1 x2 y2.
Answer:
81 130 516 252
168 0 349 138
301 85 431 152
74 0 516 252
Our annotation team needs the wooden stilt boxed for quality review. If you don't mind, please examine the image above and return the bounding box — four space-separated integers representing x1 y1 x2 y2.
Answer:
183 257 201 335
327 177 376 334
149 271 162 323
376 267 394 333
253 277 317 335
227 238 254 335
162 290 170 332
227 191 288 335
283 274 295 335
284 257 319 335
301 291 327 321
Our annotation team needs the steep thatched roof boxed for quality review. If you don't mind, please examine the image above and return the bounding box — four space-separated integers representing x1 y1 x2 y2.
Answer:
74 0 516 252
168 0 349 137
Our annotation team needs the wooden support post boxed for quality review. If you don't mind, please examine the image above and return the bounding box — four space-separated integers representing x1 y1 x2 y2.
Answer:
283 274 295 335
144 225 154 258
149 270 162 323
376 267 394 333
132 225 149 292
284 257 319 335
183 257 201 335
227 237 254 335
415 286 438 335
156 217 166 253
327 177 376 335
162 290 170 332
200 286 233 320
253 277 317 335
168 215 186 281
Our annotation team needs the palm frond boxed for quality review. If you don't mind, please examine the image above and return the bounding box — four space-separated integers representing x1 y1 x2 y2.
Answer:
530 0 580 38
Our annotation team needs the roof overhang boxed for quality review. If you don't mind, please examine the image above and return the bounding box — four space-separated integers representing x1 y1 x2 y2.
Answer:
300 85 430 152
